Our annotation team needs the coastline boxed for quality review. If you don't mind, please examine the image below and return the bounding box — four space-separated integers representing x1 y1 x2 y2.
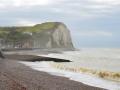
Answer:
0 58 105 90
2 49 120 90
20 61 120 90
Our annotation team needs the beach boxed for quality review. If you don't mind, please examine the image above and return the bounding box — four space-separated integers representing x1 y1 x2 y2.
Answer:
0 56 105 90
1 48 120 90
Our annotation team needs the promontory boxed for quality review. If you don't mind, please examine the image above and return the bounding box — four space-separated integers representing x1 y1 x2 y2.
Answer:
0 22 74 50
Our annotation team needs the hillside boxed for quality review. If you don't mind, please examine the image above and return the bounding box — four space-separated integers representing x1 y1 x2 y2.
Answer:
0 22 74 50
0 22 60 34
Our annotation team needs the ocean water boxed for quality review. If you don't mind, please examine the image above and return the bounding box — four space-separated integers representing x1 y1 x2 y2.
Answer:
41 48 120 72
19 48 120 90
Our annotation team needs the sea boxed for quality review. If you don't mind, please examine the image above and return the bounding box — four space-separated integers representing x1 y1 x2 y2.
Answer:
19 48 120 90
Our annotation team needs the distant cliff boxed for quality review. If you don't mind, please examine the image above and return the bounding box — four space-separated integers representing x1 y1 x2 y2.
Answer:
0 22 74 50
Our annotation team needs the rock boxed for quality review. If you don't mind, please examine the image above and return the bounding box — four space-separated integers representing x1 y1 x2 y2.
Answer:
32 22 74 50
0 22 75 50
0 50 5 59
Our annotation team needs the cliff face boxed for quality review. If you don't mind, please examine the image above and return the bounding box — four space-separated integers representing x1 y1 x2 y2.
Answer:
33 22 74 49
0 22 74 50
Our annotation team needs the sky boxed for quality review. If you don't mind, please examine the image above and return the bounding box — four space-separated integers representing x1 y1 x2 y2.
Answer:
0 0 120 48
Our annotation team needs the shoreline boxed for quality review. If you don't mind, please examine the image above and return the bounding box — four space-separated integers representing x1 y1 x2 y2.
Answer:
50 62 120 82
20 61 120 90
0 58 105 90
3 53 120 89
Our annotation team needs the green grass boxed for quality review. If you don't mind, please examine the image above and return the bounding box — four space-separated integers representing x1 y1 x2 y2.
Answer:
0 22 58 33
0 22 59 39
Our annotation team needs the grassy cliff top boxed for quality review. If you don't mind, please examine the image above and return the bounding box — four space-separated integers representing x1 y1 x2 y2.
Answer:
0 22 63 34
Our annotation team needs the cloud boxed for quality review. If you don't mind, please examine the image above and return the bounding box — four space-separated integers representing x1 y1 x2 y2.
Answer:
90 0 120 5
0 0 52 7
0 0 119 48
0 0 120 23
16 20 38 26
73 30 113 37
46 0 120 18
0 0 66 7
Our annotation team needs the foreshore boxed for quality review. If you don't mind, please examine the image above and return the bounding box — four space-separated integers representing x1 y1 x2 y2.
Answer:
0 55 105 90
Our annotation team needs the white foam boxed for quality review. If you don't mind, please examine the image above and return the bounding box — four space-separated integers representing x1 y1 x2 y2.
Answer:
20 61 120 90
39 48 120 72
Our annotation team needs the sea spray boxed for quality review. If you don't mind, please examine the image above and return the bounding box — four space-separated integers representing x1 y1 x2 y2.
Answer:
49 62 120 82
20 61 120 90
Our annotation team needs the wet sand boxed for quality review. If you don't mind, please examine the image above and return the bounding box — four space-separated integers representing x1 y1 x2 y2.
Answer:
5 54 71 62
0 56 106 90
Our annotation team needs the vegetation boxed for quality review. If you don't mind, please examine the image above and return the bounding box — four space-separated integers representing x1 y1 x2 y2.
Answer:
0 22 58 33
21 22 58 33
0 22 58 41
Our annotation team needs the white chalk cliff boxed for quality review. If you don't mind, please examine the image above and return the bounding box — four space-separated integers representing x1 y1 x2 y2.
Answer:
32 22 74 50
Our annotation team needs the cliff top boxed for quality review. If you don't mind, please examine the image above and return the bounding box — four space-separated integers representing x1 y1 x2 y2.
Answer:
0 22 65 34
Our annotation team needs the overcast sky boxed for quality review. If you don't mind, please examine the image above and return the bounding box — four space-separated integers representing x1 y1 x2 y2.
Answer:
0 0 120 48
